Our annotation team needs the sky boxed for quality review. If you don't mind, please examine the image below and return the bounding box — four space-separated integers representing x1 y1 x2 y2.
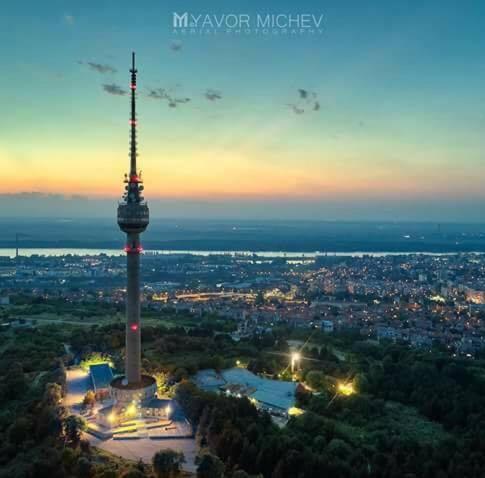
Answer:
1 0 485 221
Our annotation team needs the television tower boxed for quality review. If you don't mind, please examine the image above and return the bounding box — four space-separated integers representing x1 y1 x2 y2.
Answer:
117 52 149 384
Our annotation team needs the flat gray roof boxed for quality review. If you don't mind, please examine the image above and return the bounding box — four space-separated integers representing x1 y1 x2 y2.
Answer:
195 368 297 411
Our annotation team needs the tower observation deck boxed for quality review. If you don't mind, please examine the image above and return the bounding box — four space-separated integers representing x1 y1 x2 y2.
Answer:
117 52 150 386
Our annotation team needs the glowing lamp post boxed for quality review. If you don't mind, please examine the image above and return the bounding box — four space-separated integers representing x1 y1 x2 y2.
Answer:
337 381 355 396
291 352 301 374
108 411 117 426
126 401 137 417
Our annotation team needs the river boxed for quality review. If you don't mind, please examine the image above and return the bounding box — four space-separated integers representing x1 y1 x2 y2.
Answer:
0 248 480 259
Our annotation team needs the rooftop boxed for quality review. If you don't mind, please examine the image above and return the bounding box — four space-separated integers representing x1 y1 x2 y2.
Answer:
195 368 297 411
110 374 156 390
89 363 114 391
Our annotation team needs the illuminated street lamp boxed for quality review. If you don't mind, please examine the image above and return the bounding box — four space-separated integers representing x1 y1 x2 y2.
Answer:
291 352 301 374
126 402 137 417
337 381 355 396
288 407 304 417
108 412 117 425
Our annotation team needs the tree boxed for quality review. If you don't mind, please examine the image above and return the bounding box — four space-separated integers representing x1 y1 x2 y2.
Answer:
80 439 91 454
77 456 94 478
61 447 78 473
232 471 250 478
83 390 96 410
326 438 352 460
4 362 27 399
8 416 32 445
36 405 63 438
305 370 326 391
153 371 170 396
43 382 63 407
196 452 225 478
80 352 113 371
152 449 185 478
173 368 189 382
32 447 65 478
64 414 86 447
121 470 147 478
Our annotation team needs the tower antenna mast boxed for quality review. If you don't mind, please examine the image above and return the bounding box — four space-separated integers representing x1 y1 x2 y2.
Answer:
129 51 138 177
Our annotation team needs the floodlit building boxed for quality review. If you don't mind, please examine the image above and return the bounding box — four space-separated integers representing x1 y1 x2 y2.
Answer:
195 368 298 415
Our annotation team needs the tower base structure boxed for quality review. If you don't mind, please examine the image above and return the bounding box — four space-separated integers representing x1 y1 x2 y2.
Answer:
96 374 162 428
110 374 157 405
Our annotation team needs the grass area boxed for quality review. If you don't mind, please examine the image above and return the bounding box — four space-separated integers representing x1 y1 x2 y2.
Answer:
6 297 231 333
21 313 198 329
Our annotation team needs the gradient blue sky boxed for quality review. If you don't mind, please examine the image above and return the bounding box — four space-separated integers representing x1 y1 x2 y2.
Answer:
1 0 485 221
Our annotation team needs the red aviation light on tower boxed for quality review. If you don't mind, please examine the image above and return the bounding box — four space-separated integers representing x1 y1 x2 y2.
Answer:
130 324 138 332
124 245 144 253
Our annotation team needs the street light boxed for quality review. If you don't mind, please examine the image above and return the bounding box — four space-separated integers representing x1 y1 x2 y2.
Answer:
108 412 117 425
126 402 137 417
337 381 355 396
291 352 301 374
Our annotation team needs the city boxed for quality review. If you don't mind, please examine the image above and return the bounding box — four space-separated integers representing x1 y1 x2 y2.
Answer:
3 1 485 477
4 249 485 476
3 251 485 359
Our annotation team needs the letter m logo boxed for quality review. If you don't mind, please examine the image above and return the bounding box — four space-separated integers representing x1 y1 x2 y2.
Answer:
173 12 188 28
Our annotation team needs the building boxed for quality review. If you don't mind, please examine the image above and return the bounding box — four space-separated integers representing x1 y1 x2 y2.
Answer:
89 363 113 399
97 53 166 427
195 368 298 415
321 319 334 333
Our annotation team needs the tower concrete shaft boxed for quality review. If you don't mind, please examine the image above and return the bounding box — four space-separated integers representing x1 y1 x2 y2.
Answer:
125 232 141 383
117 52 149 385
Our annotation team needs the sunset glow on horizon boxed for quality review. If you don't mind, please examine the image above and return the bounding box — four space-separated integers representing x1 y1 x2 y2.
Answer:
2 0 485 220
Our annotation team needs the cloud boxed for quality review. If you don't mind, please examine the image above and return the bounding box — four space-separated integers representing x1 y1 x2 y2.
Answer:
64 14 75 25
289 89 319 114
205 89 222 101
148 86 221 107
102 84 127 96
146 87 190 108
298 89 308 99
79 61 117 74
171 97 190 107
169 40 183 52
147 88 169 100
288 104 305 115
2 193 485 222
